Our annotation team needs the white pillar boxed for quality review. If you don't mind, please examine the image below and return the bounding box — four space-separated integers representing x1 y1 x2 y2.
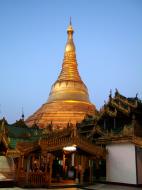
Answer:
72 153 75 166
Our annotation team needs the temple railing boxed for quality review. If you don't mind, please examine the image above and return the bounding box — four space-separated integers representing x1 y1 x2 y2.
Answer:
17 170 50 187
28 172 46 187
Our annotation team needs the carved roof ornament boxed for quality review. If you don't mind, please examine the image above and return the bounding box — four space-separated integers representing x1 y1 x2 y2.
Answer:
115 88 119 96
109 89 112 99
20 106 25 121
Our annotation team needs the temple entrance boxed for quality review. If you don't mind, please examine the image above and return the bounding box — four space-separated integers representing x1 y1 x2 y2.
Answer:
51 149 102 184
39 126 106 185
98 159 106 181
52 150 76 183
63 153 76 180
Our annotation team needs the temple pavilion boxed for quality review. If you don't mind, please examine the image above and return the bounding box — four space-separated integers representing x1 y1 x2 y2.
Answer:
0 21 142 187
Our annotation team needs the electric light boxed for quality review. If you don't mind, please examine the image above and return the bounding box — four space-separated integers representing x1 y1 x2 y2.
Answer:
63 145 76 152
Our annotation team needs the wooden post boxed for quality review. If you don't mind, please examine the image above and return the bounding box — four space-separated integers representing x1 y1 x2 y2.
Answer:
89 159 94 184
21 155 24 168
80 155 84 184
95 159 99 182
49 154 53 185
63 153 66 174
114 117 116 129
71 153 75 166
26 156 30 184
75 154 79 184
45 153 48 184
104 119 106 130
89 160 91 183
16 156 21 181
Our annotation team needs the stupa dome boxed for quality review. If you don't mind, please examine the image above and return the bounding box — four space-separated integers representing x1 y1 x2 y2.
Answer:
26 21 96 129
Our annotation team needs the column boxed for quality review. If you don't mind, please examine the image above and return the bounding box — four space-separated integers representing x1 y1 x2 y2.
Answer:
104 119 106 130
80 155 84 184
75 154 79 183
16 157 21 181
71 153 75 166
21 155 24 169
49 154 53 185
95 159 99 182
26 156 31 184
114 117 116 129
63 153 66 174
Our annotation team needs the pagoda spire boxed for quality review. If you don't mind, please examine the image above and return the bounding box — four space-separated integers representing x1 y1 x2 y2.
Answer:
26 21 96 129
70 16 72 25
57 20 82 82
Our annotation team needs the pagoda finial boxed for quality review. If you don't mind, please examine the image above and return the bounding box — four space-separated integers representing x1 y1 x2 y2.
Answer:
109 89 112 100
67 17 74 35
0 105 1 119
21 106 24 121
56 20 81 82
70 16 72 25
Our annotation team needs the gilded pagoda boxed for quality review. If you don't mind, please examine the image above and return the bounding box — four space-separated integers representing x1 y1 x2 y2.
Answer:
26 21 96 129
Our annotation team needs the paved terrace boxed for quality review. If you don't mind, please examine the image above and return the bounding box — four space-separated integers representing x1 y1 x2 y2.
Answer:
0 183 141 190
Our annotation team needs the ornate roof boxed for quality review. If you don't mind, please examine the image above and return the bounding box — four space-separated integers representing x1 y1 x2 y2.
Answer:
99 89 140 118
77 90 142 145
0 118 42 150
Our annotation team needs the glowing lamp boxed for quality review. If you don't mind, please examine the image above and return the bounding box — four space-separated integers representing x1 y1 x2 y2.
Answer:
63 145 76 152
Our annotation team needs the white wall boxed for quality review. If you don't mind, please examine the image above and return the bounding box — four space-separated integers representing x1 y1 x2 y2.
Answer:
106 143 137 184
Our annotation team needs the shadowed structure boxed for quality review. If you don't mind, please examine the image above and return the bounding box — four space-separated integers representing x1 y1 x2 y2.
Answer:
26 21 96 129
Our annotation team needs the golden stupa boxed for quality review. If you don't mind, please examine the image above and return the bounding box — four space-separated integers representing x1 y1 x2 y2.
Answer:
26 20 96 129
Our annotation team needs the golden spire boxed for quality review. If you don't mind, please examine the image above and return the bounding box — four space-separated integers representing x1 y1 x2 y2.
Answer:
47 19 90 103
26 20 96 129
57 19 82 82
65 17 74 52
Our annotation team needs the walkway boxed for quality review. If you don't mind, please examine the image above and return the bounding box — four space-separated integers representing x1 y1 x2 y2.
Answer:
82 183 141 190
0 183 141 190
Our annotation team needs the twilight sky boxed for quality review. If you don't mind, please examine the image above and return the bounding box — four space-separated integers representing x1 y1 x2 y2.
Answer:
0 0 142 123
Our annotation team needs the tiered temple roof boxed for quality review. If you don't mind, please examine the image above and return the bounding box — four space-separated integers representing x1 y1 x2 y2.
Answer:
78 90 142 145
0 118 42 152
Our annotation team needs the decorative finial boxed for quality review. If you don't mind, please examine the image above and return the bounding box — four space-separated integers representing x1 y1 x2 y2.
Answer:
67 18 74 34
115 88 119 96
115 88 118 93
136 93 138 99
0 104 2 118
70 16 72 25
21 106 24 120
109 89 112 99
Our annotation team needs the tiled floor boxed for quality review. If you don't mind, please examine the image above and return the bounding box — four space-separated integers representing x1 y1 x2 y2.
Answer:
0 183 141 190
83 183 141 190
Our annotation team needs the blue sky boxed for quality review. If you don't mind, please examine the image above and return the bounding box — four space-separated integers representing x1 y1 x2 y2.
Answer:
0 0 142 123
